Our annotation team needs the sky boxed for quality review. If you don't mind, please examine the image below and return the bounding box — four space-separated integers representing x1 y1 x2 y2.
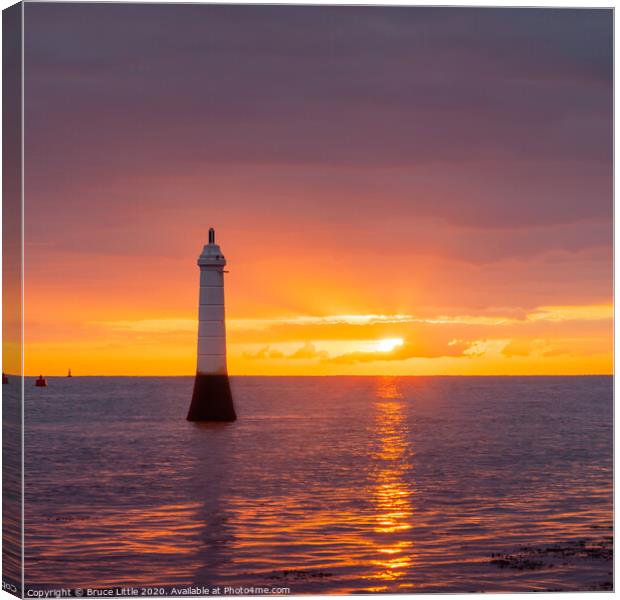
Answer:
17 4 612 376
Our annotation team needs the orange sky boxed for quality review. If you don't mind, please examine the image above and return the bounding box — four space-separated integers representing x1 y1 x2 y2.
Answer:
15 223 613 375
12 5 612 376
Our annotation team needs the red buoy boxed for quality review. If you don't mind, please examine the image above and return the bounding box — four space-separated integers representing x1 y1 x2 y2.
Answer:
35 375 47 387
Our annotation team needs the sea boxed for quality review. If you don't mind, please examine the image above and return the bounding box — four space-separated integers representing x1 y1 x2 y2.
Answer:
4 376 613 594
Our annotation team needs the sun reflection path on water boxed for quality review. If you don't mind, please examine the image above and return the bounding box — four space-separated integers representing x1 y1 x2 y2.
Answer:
366 377 416 591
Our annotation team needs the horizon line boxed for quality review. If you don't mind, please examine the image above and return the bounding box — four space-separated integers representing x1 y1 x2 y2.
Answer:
9 373 614 378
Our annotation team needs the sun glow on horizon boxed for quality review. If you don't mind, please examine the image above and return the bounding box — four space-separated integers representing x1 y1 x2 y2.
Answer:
15 304 613 376
375 338 405 353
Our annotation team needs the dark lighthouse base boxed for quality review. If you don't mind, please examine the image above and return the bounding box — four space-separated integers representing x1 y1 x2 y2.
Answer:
187 374 237 422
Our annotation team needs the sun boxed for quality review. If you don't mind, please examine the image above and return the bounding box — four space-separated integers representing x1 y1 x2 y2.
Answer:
375 338 404 353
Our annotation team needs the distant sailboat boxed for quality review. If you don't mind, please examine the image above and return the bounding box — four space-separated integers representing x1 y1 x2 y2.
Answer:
67 368 72 378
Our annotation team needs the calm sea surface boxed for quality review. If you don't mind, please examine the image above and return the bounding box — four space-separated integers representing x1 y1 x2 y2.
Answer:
16 376 613 593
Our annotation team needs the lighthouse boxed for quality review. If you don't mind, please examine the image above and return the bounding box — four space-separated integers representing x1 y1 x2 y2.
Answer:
186 228 237 422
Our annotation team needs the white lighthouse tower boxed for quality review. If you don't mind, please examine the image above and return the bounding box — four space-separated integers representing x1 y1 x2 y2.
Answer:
187 228 236 421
